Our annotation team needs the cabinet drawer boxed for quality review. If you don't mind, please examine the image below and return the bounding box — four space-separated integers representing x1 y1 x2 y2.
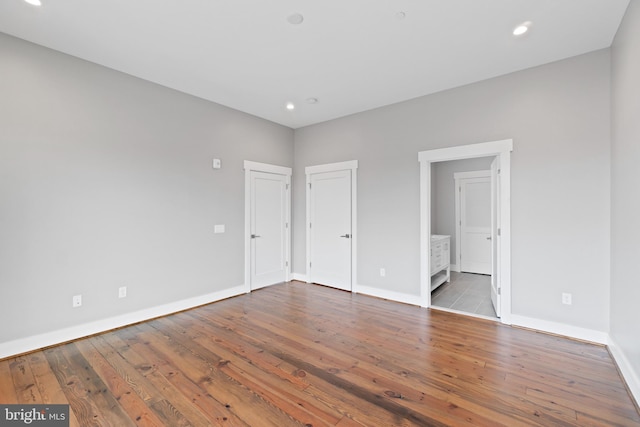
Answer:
430 235 450 276
432 255 443 269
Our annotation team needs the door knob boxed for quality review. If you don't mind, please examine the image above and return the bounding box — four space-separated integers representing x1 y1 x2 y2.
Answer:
340 234 351 238
486 236 492 240
251 234 261 239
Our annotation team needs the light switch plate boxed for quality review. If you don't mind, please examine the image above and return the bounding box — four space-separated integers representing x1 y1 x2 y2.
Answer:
214 224 225 233
213 158 221 169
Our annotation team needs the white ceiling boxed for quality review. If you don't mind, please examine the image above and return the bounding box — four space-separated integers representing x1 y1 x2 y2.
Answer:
0 0 630 129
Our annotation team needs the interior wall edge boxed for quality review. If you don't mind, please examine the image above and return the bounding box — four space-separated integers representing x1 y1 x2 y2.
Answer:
290 273 309 283
608 335 640 407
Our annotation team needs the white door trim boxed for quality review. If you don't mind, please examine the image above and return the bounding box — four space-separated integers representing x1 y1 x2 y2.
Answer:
419 139 513 325
454 170 491 274
305 160 358 289
244 161 292 293
454 170 492 180
490 157 501 317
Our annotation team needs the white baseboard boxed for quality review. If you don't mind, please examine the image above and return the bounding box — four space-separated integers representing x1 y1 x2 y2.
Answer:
290 277 422 307
291 273 309 282
608 336 640 406
0 285 246 360
353 284 423 306
291 277 423 307
509 314 608 344
450 263 460 272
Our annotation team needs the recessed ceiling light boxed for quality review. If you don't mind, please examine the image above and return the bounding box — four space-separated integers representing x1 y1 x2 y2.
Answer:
286 102 295 111
306 98 318 104
24 0 42 5
287 13 304 25
513 21 532 36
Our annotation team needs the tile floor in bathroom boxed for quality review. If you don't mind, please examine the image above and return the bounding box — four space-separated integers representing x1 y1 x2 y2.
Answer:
431 271 497 318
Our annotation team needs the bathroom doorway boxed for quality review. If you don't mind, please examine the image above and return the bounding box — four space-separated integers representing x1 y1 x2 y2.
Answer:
430 158 496 318
418 139 512 324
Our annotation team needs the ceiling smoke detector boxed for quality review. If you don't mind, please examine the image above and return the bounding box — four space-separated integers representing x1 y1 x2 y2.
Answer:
287 13 304 25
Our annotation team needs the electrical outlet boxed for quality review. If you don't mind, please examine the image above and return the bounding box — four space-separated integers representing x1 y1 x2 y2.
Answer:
118 286 127 299
380 268 386 277
72 294 82 308
562 293 572 305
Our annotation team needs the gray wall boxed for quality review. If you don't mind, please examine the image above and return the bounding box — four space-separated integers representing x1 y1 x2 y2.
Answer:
0 33 293 343
294 49 611 332
611 1 640 389
431 157 494 266
0 24 623 357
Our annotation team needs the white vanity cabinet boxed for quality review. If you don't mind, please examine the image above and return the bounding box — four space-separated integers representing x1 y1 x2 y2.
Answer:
431 235 451 291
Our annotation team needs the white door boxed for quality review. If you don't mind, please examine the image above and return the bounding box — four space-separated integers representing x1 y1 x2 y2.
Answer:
490 158 501 317
309 170 352 290
460 177 491 274
250 171 288 290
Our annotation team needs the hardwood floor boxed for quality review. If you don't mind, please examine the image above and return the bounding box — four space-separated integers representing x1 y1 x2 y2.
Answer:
1 282 638 426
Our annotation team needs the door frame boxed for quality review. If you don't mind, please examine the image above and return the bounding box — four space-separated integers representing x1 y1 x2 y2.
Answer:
419 140 512 324
454 170 491 274
490 157 501 317
305 160 358 289
244 161 292 293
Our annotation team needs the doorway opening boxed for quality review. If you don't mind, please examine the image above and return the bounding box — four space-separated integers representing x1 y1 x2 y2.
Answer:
419 140 513 325
431 160 496 318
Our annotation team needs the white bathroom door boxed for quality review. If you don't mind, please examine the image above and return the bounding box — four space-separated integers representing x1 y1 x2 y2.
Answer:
309 170 352 291
460 176 492 275
490 158 501 317
250 171 288 290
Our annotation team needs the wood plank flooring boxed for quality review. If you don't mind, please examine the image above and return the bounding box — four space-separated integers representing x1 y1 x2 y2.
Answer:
1 281 638 426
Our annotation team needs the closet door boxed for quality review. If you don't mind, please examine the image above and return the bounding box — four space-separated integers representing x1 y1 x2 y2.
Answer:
308 169 352 291
250 171 288 289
